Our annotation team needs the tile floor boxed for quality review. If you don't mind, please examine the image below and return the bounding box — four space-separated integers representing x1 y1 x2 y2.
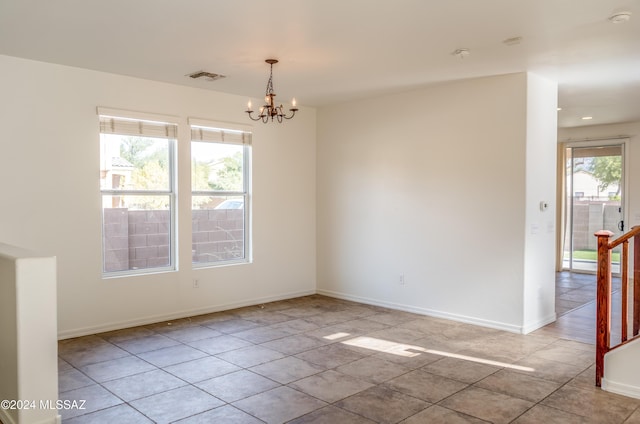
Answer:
55 293 640 423
543 272 623 345
555 271 621 317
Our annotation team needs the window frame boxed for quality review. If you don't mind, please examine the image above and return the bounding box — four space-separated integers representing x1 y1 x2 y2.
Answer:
98 108 178 277
189 119 252 268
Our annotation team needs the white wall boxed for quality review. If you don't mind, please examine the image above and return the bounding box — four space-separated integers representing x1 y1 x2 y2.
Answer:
522 74 558 332
0 243 58 424
317 73 556 332
0 55 317 338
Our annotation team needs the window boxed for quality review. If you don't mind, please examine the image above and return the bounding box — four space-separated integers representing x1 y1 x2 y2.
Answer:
99 110 177 275
190 120 251 266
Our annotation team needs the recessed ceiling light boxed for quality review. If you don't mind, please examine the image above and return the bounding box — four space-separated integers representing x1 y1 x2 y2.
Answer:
582 116 593 120
557 107 562 111
609 11 632 23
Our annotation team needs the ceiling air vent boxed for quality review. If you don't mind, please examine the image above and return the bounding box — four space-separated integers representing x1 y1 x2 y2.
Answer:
187 71 226 81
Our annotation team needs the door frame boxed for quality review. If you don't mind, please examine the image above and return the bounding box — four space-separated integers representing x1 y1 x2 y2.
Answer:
558 137 629 274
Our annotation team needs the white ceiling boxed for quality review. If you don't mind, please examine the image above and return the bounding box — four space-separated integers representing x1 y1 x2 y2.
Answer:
1 0 638 128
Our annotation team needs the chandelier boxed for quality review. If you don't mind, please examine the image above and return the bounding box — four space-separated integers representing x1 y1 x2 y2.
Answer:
246 59 298 123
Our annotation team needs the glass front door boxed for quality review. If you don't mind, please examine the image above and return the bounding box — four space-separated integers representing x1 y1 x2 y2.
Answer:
563 144 624 274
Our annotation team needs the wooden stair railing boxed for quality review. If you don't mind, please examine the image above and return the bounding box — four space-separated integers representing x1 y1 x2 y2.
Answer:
594 226 640 387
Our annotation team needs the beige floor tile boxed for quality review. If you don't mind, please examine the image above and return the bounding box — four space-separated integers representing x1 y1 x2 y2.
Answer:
101 369 187 401
511 404 587 424
145 318 199 333
336 356 410 384
136 344 208 367
439 386 533 424
624 408 640 423
261 334 327 355
335 386 429 424
232 386 327 424
384 369 468 403
196 369 279 402
290 370 374 402
530 344 595 368
541 384 640 423
164 356 241 383
64 404 154 423
97 326 156 343
239 311 292 325
185 334 252 355
79 355 156 382
295 343 366 368
112 334 181 354
58 356 73 372
59 384 123 420
422 357 501 384
278 306 325 319
511 355 588 384
373 348 442 369
203 318 261 334
162 325 222 342
367 327 429 344
270 318 321 334
215 345 285 368
250 356 325 384
59 338 130 368
58 368 95 393
288 405 377 424
172 404 264 423
475 369 562 402
397 316 463 336
400 405 488 423
129 385 224 424
233 326 293 343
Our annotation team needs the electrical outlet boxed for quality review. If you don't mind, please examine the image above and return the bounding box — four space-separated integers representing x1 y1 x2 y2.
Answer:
193 279 199 288
399 273 405 285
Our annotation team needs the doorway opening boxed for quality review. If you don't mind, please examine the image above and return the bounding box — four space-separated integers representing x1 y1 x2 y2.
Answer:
562 144 624 274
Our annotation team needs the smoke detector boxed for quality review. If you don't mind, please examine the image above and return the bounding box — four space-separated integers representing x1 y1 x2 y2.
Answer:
187 71 227 81
609 11 631 23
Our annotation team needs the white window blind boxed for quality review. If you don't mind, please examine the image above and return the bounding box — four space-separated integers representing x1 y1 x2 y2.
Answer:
99 116 177 139
190 126 252 145
188 118 252 145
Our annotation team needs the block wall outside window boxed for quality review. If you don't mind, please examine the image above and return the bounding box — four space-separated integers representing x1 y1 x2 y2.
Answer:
98 109 177 276
190 120 252 267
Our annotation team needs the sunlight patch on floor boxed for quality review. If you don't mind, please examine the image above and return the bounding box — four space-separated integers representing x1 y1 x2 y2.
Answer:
338 335 535 372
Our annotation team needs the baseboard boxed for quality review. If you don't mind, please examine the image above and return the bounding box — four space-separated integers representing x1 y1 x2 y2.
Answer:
317 288 523 334
522 313 557 334
602 378 640 400
58 289 315 340
0 408 16 424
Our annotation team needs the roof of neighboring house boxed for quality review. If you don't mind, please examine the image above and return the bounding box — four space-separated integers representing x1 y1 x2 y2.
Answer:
111 157 134 168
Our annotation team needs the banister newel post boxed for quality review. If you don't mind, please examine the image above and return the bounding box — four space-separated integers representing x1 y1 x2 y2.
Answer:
595 230 613 387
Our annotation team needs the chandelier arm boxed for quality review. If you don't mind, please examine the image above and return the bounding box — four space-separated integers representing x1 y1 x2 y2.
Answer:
246 111 263 121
